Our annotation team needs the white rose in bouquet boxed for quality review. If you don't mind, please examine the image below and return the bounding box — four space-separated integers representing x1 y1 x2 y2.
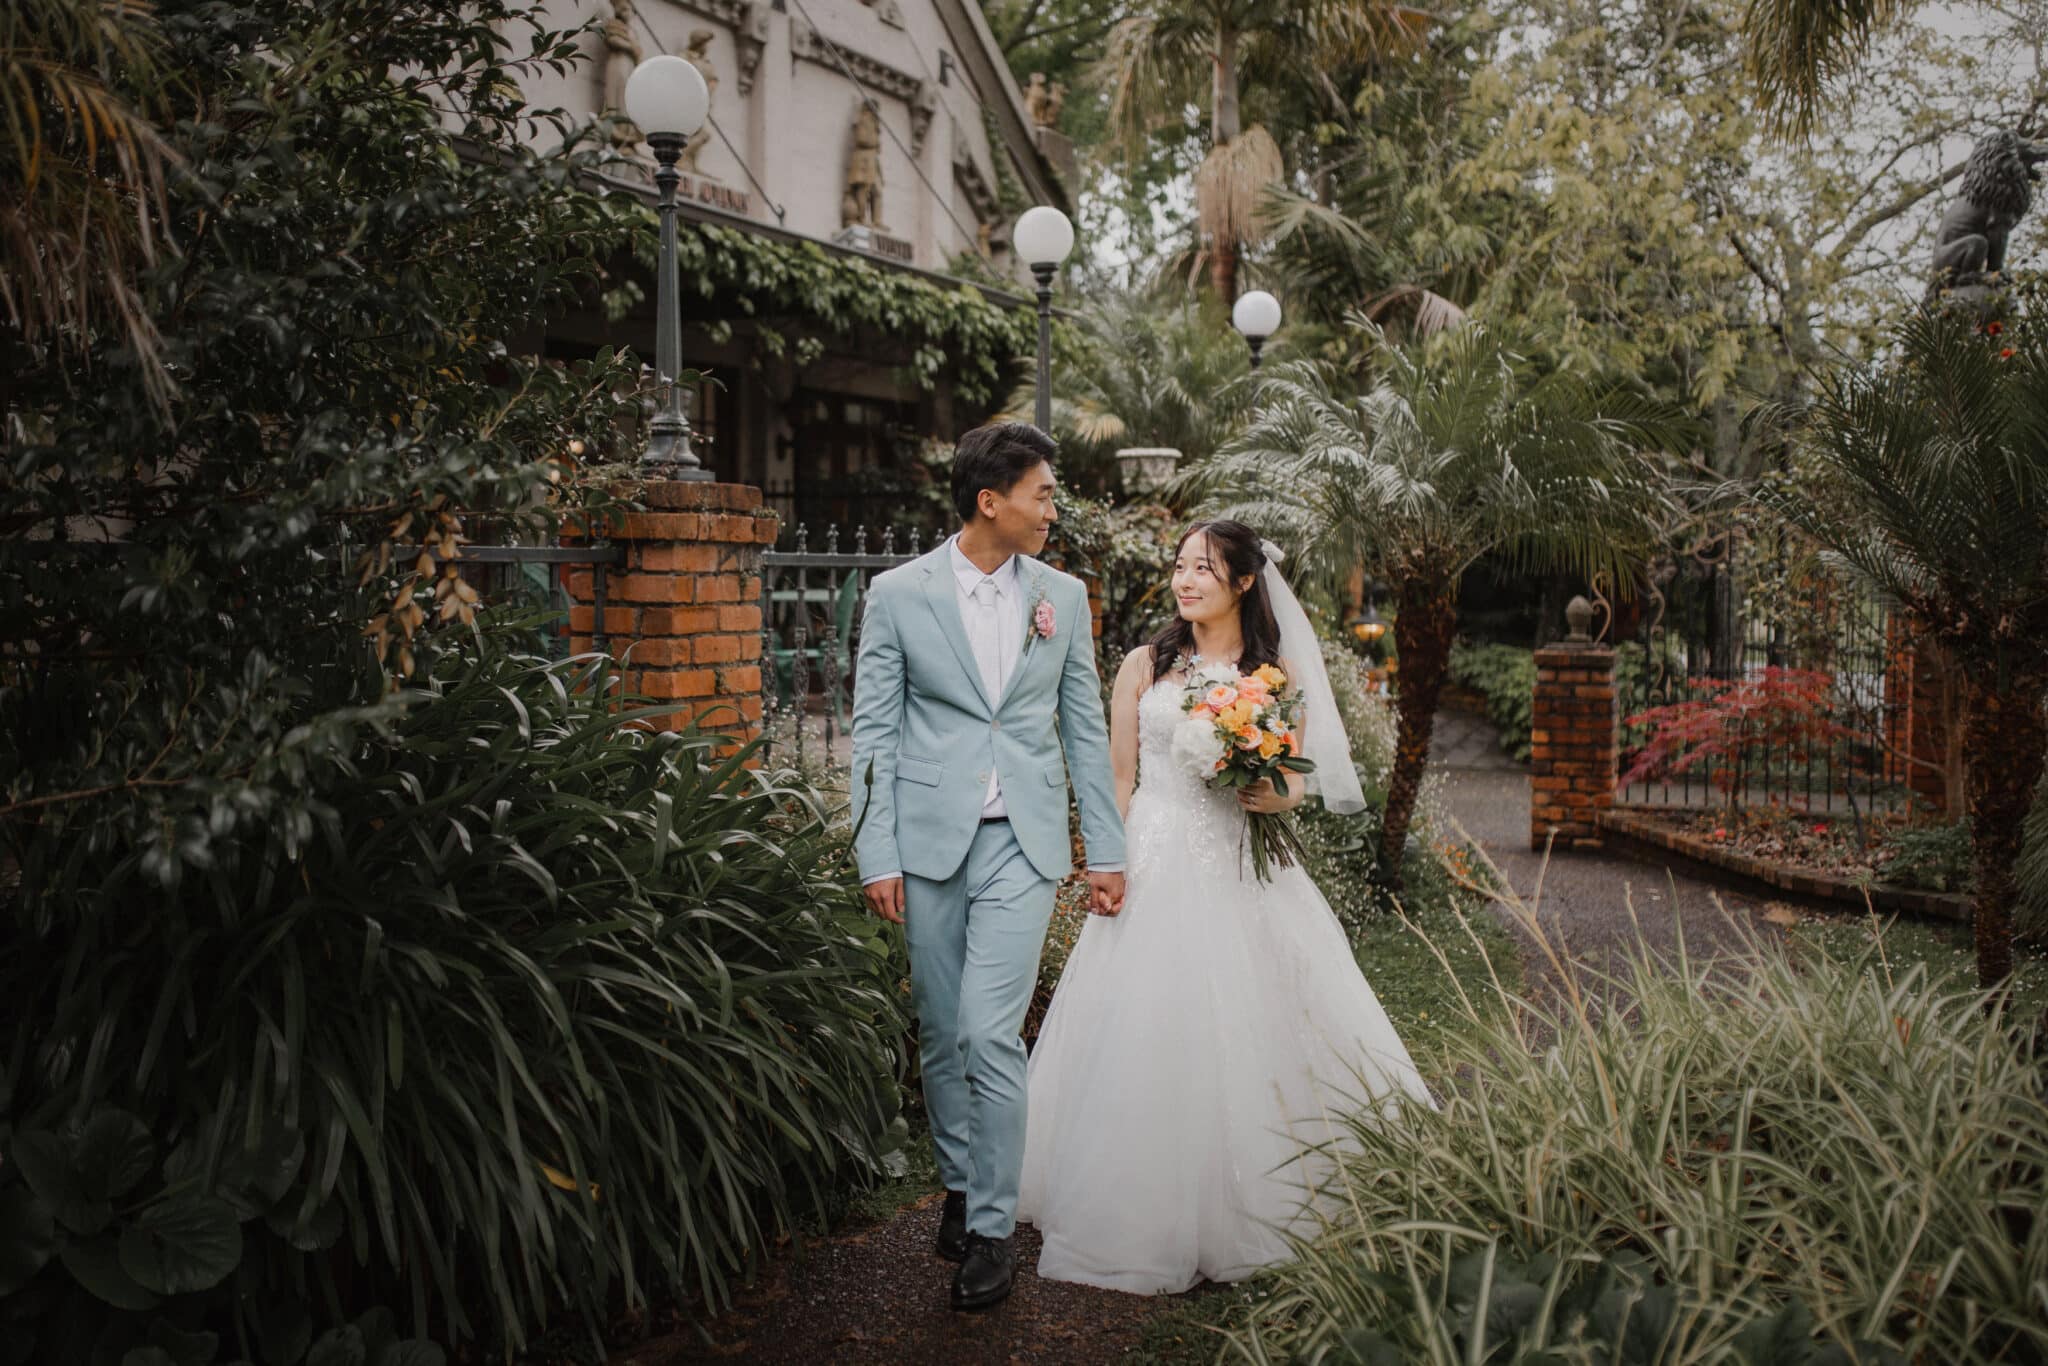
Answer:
1171 716 1220 777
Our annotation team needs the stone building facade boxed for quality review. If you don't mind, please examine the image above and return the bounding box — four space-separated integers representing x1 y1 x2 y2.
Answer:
509 0 1072 531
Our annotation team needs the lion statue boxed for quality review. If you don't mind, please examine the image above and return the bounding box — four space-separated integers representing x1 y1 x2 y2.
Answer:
1927 129 2047 297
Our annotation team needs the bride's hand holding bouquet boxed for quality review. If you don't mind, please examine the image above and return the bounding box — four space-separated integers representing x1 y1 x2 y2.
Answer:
1169 657 1316 882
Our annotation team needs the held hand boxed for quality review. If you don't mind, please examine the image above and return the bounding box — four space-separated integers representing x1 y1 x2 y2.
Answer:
1236 777 1297 815
1086 870 1126 917
864 876 906 925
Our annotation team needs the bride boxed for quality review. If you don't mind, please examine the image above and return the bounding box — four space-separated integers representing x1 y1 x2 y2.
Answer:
1016 518 1435 1295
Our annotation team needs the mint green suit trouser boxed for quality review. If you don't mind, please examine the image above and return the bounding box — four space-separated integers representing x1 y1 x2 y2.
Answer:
903 817 1056 1239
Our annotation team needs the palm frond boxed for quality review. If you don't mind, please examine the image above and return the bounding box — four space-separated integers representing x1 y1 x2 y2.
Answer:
1742 0 1908 139
0 0 184 409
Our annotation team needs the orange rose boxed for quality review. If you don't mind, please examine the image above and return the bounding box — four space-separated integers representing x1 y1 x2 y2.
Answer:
1283 730 1301 753
1237 676 1272 702
1236 725 1263 749
1204 683 1239 709
1191 703 1215 719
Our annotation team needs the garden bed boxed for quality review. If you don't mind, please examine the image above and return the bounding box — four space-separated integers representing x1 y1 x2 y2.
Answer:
1597 805 1971 922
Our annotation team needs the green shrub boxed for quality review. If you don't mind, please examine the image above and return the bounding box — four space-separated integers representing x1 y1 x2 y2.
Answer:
1227 905 2048 1364
1 640 909 1357
1447 642 1536 762
1877 819 1974 894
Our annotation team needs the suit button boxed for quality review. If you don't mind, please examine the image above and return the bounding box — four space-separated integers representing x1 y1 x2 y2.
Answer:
991 719 1002 731
977 771 988 783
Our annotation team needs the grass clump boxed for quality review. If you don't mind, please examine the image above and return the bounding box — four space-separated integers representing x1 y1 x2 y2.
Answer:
1228 877 2048 1364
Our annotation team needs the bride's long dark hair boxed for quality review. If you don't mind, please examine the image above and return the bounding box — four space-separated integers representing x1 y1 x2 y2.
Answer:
1147 519 1283 681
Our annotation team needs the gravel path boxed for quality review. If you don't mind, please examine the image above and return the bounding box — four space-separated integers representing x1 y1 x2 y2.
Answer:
622 1194 1225 1364
1428 708 1788 1007
628 710 1778 1363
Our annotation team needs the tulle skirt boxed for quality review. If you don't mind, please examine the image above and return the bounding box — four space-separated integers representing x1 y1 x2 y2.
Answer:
1016 784 1436 1295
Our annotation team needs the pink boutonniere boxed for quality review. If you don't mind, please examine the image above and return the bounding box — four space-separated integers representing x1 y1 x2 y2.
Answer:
1022 574 1054 659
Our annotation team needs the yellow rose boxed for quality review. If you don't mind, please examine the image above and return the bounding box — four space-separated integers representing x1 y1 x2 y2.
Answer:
1218 701 1254 730
1254 664 1287 689
1257 732 1285 759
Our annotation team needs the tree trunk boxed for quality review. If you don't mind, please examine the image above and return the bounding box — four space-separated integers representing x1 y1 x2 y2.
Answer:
1380 577 1458 887
1963 677 2048 989
1208 28 1241 303
1210 237 1239 304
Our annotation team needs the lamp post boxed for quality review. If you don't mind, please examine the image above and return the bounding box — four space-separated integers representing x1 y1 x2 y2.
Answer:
1349 580 1387 660
625 56 713 480
1013 205 1074 432
1231 289 1281 369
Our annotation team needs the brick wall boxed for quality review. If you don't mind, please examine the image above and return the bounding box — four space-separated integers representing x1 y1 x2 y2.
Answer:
566 482 778 737
1530 642 1617 851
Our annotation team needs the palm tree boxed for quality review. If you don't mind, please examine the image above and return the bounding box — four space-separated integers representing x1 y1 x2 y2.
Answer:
1098 0 1428 302
1192 320 1667 883
1763 309 2048 989
1008 292 1259 480
1 0 182 411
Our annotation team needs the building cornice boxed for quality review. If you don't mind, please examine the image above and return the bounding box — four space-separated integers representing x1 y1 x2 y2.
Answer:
926 0 1068 213
788 15 941 153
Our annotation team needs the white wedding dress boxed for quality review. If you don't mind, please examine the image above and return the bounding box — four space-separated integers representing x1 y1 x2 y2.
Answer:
1016 678 1436 1295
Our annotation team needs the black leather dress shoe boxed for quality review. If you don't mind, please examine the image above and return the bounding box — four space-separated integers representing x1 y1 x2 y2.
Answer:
950 1231 1016 1311
934 1190 969 1262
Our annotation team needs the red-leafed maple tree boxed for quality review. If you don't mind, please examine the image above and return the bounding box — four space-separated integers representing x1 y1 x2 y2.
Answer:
1621 667 1852 811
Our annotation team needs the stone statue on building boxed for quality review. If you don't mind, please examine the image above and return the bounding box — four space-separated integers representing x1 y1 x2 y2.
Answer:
600 0 643 147
842 101 884 229
679 29 719 173
1045 81 1066 129
1927 128 2046 306
1025 72 1054 128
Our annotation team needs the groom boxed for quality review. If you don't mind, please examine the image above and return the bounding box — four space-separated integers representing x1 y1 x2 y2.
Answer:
851 421 1126 1310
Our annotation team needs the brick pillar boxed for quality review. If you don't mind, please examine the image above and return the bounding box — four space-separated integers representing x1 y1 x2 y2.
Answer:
1531 635 1617 851
567 482 778 737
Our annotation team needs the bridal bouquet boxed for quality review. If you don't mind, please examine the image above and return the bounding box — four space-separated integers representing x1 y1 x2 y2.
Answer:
1169 657 1317 883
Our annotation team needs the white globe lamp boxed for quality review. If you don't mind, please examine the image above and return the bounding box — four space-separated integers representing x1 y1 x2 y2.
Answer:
1232 290 1282 368
624 55 710 138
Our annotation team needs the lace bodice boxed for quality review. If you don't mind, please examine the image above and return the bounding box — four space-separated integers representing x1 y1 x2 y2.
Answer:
1128 679 1244 887
1135 678 1212 801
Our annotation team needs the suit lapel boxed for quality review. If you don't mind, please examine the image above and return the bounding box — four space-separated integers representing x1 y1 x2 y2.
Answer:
1001 560 1053 713
920 554 993 714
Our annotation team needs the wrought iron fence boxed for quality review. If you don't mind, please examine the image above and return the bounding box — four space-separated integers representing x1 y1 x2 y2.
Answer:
759 523 922 767
1614 566 1912 815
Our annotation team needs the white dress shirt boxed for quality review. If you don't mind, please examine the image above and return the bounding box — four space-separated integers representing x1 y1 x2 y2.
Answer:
949 534 1023 819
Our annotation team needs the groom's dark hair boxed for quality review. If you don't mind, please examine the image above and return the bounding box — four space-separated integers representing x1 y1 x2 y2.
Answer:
950 422 1056 522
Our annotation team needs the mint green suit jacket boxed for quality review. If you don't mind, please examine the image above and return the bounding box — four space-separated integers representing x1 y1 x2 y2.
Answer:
850 547 1125 884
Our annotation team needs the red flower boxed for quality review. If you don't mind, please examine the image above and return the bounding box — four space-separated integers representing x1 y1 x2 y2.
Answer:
2000 347 2015 359
1986 321 2004 336
1712 827 1728 840
1812 823 1827 835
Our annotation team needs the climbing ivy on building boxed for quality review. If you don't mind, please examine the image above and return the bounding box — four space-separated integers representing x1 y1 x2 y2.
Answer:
981 107 1031 218
629 215 1037 406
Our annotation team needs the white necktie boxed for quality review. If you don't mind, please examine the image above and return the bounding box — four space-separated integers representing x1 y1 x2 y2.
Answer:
972 578 1003 706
